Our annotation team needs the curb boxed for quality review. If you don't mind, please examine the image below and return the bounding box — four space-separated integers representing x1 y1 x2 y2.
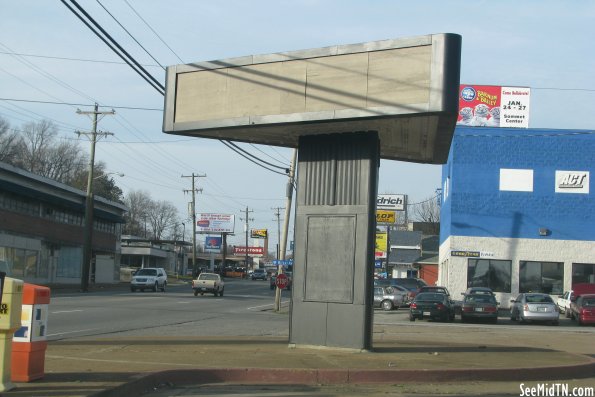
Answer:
91 357 595 397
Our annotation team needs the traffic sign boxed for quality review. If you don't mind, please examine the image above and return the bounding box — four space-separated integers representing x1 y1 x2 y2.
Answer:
275 273 289 289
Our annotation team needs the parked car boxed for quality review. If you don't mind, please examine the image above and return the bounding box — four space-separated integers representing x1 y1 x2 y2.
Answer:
409 292 455 322
568 294 595 326
419 286 451 298
510 293 559 325
460 293 499 323
373 280 415 304
251 268 267 281
558 284 595 318
130 267 167 292
373 286 408 311
462 287 495 297
270 271 292 290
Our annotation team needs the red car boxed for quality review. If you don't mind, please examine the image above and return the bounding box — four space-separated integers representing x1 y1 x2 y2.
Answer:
569 294 595 326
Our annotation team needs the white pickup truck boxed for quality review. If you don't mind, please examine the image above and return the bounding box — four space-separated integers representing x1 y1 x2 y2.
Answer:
192 273 225 297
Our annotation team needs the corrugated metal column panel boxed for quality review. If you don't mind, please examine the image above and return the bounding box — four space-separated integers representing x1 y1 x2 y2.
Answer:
290 131 379 350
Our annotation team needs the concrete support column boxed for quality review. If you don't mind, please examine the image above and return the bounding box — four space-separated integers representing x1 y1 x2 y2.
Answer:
289 131 379 350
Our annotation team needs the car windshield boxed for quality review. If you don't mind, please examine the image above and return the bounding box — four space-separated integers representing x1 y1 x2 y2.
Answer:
465 294 496 304
254 269 265 273
135 269 157 276
415 293 444 302
525 294 553 303
421 287 447 294
199 274 219 280
582 298 595 307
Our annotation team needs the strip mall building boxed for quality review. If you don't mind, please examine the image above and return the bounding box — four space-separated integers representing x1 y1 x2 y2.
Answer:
439 127 595 308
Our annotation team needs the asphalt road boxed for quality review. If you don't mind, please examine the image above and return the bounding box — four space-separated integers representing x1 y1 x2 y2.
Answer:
47 278 292 340
48 278 595 341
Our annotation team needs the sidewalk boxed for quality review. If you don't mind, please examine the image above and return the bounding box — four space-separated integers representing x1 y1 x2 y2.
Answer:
4 324 594 397
4 282 594 396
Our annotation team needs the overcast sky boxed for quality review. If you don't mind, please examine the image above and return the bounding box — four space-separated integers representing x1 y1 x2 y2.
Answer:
2 1 594 247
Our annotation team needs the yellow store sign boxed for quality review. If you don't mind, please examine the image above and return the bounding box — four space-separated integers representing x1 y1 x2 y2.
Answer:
376 210 396 224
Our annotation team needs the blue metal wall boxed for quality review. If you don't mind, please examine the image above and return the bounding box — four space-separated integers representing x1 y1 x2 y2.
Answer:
441 127 595 244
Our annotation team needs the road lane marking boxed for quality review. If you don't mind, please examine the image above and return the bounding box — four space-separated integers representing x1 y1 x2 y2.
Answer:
47 328 99 337
51 309 84 314
247 300 290 310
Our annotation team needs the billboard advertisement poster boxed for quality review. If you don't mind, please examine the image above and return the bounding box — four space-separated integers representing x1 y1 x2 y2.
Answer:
375 232 387 259
457 85 530 128
196 213 235 233
205 236 222 252
250 229 268 239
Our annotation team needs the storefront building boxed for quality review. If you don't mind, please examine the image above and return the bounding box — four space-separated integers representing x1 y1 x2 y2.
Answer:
0 162 127 285
439 127 595 308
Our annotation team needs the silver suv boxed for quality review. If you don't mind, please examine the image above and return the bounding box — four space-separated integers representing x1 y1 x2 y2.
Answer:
130 267 167 292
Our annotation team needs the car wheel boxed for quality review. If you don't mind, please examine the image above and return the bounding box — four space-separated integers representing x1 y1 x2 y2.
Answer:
409 313 415 322
213 291 218 297
161 282 166 292
551 320 559 326
193 290 199 296
219 288 224 297
130 287 136 292
200 292 204 296
153 282 158 292
381 300 393 311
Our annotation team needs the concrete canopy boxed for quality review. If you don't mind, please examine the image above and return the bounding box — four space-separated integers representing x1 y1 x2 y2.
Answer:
163 33 461 164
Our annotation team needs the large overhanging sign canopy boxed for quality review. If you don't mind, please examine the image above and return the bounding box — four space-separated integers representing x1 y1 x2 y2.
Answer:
163 33 461 164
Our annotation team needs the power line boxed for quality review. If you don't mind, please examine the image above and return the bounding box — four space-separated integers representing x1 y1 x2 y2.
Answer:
59 0 165 95
123 0 184 63
0 97 162 111
95 0 166 70
0 50 161 67
224 141 289 172
219 140 289 176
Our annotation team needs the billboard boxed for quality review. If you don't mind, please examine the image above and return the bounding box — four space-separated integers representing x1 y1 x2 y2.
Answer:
376 210 396 224
457 85 530 128
376 194 406 211
250 229 268 239
196 213 235 233
375 232 387 259
233 246 265 257
204 236 222 252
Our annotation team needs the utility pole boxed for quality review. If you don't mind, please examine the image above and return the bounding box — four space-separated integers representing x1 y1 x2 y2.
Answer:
272 207 285 260
275 148 297 312
240 207 254 269
182 173 205 277
76 103 114 292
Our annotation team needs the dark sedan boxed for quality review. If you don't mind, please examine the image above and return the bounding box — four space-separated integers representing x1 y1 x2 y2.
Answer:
409 292 455 322
460 293 499 323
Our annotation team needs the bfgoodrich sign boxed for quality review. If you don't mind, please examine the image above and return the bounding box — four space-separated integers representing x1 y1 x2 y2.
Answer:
376 194 406 211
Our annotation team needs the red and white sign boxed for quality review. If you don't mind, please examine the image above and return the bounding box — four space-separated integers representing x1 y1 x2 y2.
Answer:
233 246 265 257
275 273 289 289
457 85 530 128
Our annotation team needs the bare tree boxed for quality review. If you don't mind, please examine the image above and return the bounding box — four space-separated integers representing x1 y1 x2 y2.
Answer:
411 194 441 235
0 117 21 164
13 120 87 183
146 200 178 240
123 190 152 237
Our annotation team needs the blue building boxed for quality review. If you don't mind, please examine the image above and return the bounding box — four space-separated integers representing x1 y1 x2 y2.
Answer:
439 127 595 307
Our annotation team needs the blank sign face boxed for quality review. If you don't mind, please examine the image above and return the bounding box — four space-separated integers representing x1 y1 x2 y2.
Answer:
499 168 534 192
304 216 355 303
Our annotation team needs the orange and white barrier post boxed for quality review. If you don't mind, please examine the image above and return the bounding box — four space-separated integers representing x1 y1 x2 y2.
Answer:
11 283 50 382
